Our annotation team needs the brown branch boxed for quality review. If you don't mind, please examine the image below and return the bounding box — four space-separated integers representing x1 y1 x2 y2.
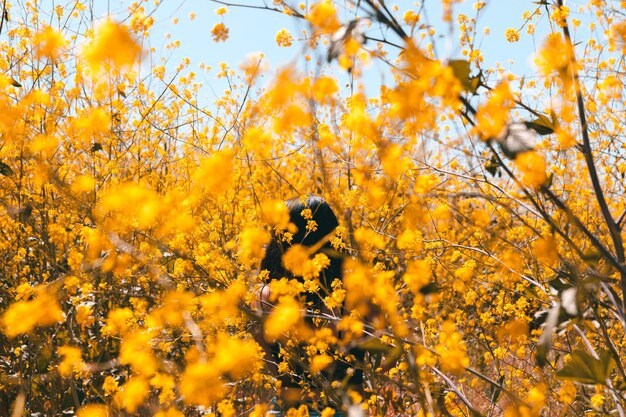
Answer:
208 0 304 18
558 0 626 314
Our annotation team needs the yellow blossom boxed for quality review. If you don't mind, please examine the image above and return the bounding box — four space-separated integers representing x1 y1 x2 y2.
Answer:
33 26 67 60
193 149 235 195
532 236 559 267
515 151 547 188
2 291 64 337
310 354 333 372
403 10 420 26
550 5 569 27
211 23 229 42
239 226 271 264
276 28 294 47
505 27 520 42
306 0 341 33
180 362 224 406
57 345 86 376
264 296 305 341
262 199 291 229
212 333 263 378
76 404 110 417
83 20 142 70
435 321 469 374
103 376 119 396
535 34 575 85
114 377 150 413
475 81 514 140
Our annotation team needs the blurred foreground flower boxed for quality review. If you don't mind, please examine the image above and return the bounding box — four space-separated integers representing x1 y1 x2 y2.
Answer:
2 290 64 337
83 20 142 71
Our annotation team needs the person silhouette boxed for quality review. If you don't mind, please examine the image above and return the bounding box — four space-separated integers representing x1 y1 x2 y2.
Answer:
257 196 364 416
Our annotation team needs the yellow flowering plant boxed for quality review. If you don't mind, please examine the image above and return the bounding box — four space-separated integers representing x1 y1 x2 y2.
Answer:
0 0 625 416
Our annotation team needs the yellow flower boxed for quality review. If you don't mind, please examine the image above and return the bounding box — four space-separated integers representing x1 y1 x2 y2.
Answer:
403 10 420 26
218 400 236 417
150 373 177 406
33 26 67 60
535 34 574 85
310 354 333 373
71 175 96 194
515 151 547 189
180 362 224 406
264 296 304 341
215 7 228 15
103 376 119 396
76 304 95 328
475 81 514 140
590 391 605 408
306 0 341 33
557 381 577 404
212 333 263 379
504 27 520 43
403 260 431 294
276 28 294 47
553 126 576 149
282 244 310 277
532 236 559 267
211 23 229 42
154 409 184 417
2 291 64 337
312 76 338 104
119 330 157 376
114 377 150 413
262 199 291 229
435 321 469 374
102 308 134 336
76 404 109 417
57 346 86 376
239 226 271 264
381 144 409 181
414 174 438 194
550 5 569 27
83 20 142 71
194 149 235 195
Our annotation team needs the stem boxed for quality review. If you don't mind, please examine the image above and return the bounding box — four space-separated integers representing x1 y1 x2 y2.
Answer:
0 0 7 36
557 0 626 313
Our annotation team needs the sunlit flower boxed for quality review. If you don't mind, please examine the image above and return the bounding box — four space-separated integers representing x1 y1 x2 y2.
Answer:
504 27 519 42
211 22 229 42
275 28 294 47
83 20 142 70
33 26 67 60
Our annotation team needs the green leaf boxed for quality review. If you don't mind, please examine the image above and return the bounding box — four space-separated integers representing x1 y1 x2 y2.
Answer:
556 349 616 385
484 156 499 177
449 59 479 94
525 114 556 135
358 338 393 353
419 282 439 295
382 345 403 370
0 160 13 176
10 77 21 88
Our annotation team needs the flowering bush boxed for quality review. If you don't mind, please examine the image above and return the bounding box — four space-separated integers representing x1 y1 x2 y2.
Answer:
1 1 625 416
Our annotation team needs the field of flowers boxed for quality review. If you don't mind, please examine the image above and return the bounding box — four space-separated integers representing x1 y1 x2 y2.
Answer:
1 0 626 416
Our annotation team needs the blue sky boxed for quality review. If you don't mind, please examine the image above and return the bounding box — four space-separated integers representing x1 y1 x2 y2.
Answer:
100 1 560 101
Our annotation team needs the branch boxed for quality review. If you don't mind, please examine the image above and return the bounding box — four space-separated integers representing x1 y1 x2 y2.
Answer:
557 0 626 311
208 0 304 18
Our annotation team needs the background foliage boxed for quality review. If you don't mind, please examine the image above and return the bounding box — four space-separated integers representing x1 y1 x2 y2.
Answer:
1 0 626 416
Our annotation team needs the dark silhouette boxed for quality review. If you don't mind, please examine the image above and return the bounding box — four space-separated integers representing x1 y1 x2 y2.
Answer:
258 196 364 414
